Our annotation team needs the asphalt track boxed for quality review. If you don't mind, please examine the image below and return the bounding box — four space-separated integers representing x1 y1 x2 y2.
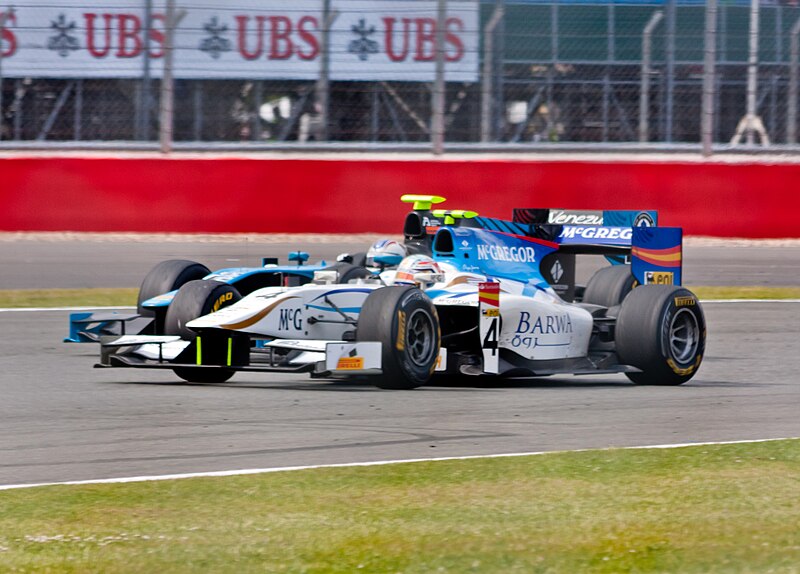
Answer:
0 238 799 486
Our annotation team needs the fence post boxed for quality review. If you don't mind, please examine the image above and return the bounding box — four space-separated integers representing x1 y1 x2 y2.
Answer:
665 0 676 143
0 8 14 142
315 0 333 142
481 3 505 142
731 0 768 145
139 0 153 141
788 18 800 144
639 11 663 143
159 0 176 153
431 0 446 154
745 0 759 145
701 0 717 157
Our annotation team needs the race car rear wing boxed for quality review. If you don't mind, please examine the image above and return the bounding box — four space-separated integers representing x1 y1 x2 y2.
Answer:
512 208 657 228
433 221 683 298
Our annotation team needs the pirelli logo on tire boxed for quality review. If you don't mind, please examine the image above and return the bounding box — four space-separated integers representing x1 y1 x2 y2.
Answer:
211 291 234 312
674 296 696 307
396 310 406 351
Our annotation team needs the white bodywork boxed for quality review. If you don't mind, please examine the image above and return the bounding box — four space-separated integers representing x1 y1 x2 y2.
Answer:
185 266 594 375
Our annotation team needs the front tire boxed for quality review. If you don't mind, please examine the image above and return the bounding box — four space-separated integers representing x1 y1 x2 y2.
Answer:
357 286 440 389
164 280 242 340
164 280 242 384
137 259 210 317
615 285 705 385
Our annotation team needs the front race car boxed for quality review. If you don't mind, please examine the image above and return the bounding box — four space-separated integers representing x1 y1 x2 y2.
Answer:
93 204 705 389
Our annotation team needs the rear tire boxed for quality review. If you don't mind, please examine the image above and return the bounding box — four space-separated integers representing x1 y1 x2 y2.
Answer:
137 259 210 319
357 286 440 389
582 264 636 308
330 262 371 284
616 285 705 385
164 280 242 384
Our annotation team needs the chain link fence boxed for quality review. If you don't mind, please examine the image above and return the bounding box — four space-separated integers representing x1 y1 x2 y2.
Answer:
0 1 798 150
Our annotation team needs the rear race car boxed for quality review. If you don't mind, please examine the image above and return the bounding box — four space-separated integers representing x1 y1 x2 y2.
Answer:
90 197 705 389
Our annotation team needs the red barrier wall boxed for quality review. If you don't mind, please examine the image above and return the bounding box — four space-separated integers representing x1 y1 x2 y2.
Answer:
2 156 798 237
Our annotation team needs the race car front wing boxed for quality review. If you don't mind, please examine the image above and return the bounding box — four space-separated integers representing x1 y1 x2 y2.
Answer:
96 334 385 377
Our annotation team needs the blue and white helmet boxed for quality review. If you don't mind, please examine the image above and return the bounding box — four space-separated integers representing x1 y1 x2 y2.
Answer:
366 239 407 267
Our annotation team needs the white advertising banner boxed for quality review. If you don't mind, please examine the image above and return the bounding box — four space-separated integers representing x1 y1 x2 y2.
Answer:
0 0 479 81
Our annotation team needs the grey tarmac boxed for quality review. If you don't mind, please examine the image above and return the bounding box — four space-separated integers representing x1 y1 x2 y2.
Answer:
0 237 798 486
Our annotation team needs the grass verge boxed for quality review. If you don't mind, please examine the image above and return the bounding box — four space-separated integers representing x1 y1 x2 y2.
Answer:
0 288 138 308
1 440 799 573
0 286 799 309
689 285 800 300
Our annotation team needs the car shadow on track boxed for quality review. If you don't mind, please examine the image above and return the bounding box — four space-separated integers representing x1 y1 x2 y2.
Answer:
107 375 640 392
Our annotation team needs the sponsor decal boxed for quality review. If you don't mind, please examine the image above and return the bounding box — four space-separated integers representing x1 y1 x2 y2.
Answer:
478 282 500 307
278 307 302 330
667 355 701 376
435 348 447 371
211 291 234 312
634 212 655 227
674 296 696 307
0 1 479 82
559 226 632 241
336 356 364 370
395 309 406 351
476 244 537 263
515 311 573 335
482 308 500 317
395 270 416 284
548 210 604 225
550 259 564 283
460 240 470 248
645 271 674 285
631 245 681 267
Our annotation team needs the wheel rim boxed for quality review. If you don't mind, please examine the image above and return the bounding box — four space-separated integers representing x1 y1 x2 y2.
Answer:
669 308 700 364
406 308 435 367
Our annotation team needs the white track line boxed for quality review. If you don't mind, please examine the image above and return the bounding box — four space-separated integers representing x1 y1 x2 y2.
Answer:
0 437 796 492
1 300 799 313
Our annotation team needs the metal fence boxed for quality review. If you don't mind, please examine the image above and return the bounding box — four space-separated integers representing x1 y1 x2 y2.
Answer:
0 1 798 152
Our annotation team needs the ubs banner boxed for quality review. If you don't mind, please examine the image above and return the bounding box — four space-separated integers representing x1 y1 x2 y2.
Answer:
0 0 479 81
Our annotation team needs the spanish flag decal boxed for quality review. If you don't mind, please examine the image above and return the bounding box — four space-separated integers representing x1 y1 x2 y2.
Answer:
479 282 500 306
631 245 681 268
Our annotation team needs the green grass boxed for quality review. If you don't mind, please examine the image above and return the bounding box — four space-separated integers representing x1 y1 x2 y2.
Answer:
1 440 800 573
0 286 799 309
689 286 800 300
0 288 138 308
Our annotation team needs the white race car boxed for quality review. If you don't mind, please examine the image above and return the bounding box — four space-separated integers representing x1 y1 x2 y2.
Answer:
96 197 705 389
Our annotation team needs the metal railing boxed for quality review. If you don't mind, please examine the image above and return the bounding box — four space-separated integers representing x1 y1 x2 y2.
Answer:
0 1 799 155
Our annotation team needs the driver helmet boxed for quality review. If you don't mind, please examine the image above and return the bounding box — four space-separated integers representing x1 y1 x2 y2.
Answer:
393 254 445 289
366 239 407 267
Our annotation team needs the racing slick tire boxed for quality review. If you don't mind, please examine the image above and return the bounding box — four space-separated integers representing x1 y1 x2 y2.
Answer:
582 264 637 308
164 280 242 384
615 285 705 386
357 286 440 390
330 262 371 284
137 259 211 317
